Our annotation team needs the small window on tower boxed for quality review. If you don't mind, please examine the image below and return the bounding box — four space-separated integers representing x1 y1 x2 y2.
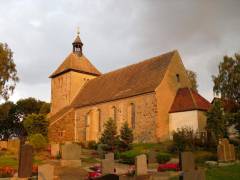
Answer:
176 74 180 82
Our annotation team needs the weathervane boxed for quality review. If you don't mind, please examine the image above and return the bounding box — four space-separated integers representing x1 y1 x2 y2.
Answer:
77 26 80 36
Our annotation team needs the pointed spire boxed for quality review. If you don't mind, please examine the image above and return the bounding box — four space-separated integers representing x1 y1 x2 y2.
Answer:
72 27 83 56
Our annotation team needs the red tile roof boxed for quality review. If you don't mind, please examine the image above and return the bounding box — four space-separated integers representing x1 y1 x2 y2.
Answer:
72 51 176 108
169 87 211 113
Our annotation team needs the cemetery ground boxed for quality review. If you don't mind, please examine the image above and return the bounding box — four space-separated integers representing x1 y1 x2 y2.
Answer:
0 141 240 179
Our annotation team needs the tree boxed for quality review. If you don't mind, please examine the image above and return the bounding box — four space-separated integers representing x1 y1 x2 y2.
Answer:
212 54 240 134
187 69 198 91
206 99 227 141
23 113 48 137
99 118 118 151
0 43 19 100
120 121 133 150
212 54 240 105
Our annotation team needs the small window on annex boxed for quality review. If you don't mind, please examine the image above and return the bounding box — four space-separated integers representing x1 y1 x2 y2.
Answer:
176 74 180 83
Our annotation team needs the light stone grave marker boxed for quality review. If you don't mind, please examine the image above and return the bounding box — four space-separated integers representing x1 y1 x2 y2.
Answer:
38 164 54 180
61 142 82 167
135 154 148 176
61 143 81 160
101 159 114 175
181 152 195 171
105 152 114 161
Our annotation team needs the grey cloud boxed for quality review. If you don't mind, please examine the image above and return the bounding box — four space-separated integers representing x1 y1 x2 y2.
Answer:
0 0 239 102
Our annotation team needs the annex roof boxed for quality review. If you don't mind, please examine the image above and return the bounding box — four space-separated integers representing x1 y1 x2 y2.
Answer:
169 87 211 113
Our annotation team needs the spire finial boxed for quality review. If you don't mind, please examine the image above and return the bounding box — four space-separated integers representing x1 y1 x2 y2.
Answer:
77 26 80 36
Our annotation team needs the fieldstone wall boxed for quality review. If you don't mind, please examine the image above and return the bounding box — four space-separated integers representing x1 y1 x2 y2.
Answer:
75 92 158 143
48 109 75 143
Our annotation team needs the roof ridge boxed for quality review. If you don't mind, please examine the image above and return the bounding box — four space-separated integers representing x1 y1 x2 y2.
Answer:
188 87 198 109
98 50 176 78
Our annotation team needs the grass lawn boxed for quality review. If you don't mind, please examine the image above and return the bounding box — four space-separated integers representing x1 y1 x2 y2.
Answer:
170 163 240 180
0 150 43 168
206 163 240 180
0 153 18 168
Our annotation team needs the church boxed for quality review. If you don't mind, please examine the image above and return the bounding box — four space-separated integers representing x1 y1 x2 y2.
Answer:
48 33 211 143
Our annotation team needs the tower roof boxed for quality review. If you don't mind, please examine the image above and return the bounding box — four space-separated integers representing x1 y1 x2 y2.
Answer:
49 53 101 78
72 35 82 44
169 87 211 113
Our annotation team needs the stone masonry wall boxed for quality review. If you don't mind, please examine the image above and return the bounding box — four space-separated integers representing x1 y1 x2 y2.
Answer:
155 51 191 141
75 92 158 143
48 109 75 143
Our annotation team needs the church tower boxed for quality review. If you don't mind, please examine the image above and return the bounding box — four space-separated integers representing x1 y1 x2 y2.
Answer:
49 31 101 114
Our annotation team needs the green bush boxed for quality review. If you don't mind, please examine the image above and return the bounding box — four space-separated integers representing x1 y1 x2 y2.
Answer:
156 152 171 164
119 150 142 164
88 141 98 150
195 151 217 164
29 133 47 150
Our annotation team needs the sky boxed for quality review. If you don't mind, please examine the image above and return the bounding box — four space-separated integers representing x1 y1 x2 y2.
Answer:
0 0 240 103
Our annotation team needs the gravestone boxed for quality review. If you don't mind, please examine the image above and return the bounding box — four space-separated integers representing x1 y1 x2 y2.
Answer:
101 159 114 175
148 151 158 163
61 142 82 167
105 153 114 161
183 169 205 180
97 144 105 159
95 174 120 180
217 138 236 162
51 143 60 157
181 152 195 171
61 143 81 160
18 144 33 178
135 154 148 176
38 164 54 180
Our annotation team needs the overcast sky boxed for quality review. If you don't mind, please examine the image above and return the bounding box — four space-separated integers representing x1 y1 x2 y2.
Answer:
0 0 240 103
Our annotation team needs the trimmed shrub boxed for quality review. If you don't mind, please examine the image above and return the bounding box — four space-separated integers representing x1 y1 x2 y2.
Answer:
195 151 217 164
156 152 171 164
88 141 98 150
29 133 47 150
119 150 142 164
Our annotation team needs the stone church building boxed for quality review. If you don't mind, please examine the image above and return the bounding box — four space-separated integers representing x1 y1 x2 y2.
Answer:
48 33 211 143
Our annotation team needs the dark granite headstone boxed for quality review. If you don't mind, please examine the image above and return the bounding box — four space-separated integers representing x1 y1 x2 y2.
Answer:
18 144 33 178
93 174 119 180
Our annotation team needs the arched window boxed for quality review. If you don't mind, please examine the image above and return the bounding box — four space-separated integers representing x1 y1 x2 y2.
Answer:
85 111 91 127
97 109 102 132
130 103 136 129
111 106 117 122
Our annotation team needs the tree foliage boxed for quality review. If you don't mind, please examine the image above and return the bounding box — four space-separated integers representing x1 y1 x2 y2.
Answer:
0 43 19 100
99 118 118 151
120 121 133 150
206 99 227 141
187 69 198 91
212 54 240 134
212 54 240 105
16 97 50 117
0 97 50 140
0 102 19 140
23 113 48 137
